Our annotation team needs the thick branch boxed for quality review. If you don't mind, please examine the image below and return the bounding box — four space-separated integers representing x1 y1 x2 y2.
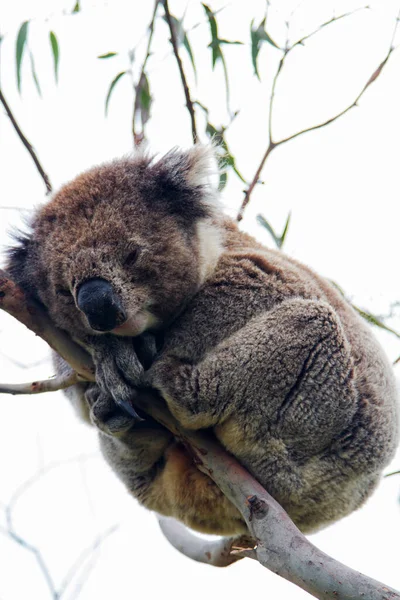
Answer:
163 0 197 144
0 270 94 381
0 88 52 194
0 271 399 599
158 517 256 566
236 8 399 222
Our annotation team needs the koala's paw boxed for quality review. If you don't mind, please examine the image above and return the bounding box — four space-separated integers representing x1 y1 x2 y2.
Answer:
85 385 136 436
91 336 145 421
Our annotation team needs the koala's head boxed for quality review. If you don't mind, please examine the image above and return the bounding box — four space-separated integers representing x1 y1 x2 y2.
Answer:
7 146 224 339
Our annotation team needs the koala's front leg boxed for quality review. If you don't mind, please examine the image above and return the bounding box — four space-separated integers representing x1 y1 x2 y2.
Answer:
149 299 356 435
88 334 151 421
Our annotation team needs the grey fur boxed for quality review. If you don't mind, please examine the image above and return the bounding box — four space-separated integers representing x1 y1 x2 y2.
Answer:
7 146 399 535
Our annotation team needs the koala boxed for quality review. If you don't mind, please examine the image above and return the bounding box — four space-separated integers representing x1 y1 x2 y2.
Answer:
7 145 399 536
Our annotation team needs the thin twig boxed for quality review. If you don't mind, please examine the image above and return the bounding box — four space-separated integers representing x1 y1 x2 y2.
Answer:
0 455 100 599
236 7 399 222
0 526 59 597
0 88 52 194
58 525 118 598
292 6 369 49
0 371 78 395
5 455 98 526
132 0 160 146
163 0 197 143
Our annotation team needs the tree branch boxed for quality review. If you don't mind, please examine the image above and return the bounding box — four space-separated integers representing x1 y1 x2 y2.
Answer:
163 0 197 143
0 371 78 395
0 269 95 381
236 7 399 222
158 517 256 566
0 88 52 194
0 270 399 598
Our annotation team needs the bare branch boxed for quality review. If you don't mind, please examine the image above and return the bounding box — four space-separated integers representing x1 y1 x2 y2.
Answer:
158 517 256 566
291 6 369 49
0 525 58 597
0 371 78 395
236 7 399 222
1 271 399 598
0 88 52 194
58 525 118 598
163 0 197 143
0 454 113 600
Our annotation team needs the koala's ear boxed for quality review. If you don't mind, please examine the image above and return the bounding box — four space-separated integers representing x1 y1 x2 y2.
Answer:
6 230 37 294
146 145 220 221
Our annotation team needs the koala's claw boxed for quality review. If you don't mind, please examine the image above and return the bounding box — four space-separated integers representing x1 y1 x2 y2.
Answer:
85 384 139 435
89 335 146 422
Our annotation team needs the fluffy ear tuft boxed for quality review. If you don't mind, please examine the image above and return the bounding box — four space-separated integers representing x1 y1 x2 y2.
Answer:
5 228 37 294
145 145 221 222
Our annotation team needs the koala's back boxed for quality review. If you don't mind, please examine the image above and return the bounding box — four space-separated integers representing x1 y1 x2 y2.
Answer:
158 219 399 532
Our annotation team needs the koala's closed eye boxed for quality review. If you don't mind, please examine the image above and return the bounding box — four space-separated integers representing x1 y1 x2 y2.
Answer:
124 248 140 267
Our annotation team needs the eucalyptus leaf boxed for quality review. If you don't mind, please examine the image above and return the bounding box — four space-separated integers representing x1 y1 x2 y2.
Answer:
183 33 197 81
98 52 118 59
49 31 60 82
202 4 218 44
257 213 290 249
105 71 127 115
72 1 80 13
280 212 291 248
205 122 246 186
218 39 243 45
29 50 41 96
16 21 29 92
257 214 280 247
218 171 227 190
250 18 279 79
163 14 184 44
352 307 400 339
136 72 152 125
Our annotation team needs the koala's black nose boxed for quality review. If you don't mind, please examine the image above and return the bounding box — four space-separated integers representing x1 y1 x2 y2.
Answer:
76 278 127 332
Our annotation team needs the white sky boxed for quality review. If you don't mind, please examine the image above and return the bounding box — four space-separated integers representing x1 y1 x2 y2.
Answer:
0 0 400 598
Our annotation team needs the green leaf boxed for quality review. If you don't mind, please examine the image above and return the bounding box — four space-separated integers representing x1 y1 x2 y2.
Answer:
352 307 400 339
49 31 60 83
16 21 29 93
29 50 41 96
256 213 290 249
250 18 279 79
205 122 246 187
137 72 152 125
72 1 80 13
256 18 279 48
98 52 118 59
218 171 227 191
183 33 197 81
202 4 218 43
218 39 243 45
280 212 291 248
105 71 127 115
257 215 280 248
163 14 184 44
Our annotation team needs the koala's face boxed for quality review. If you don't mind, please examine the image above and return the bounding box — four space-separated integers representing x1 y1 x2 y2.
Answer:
8 147 222 340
